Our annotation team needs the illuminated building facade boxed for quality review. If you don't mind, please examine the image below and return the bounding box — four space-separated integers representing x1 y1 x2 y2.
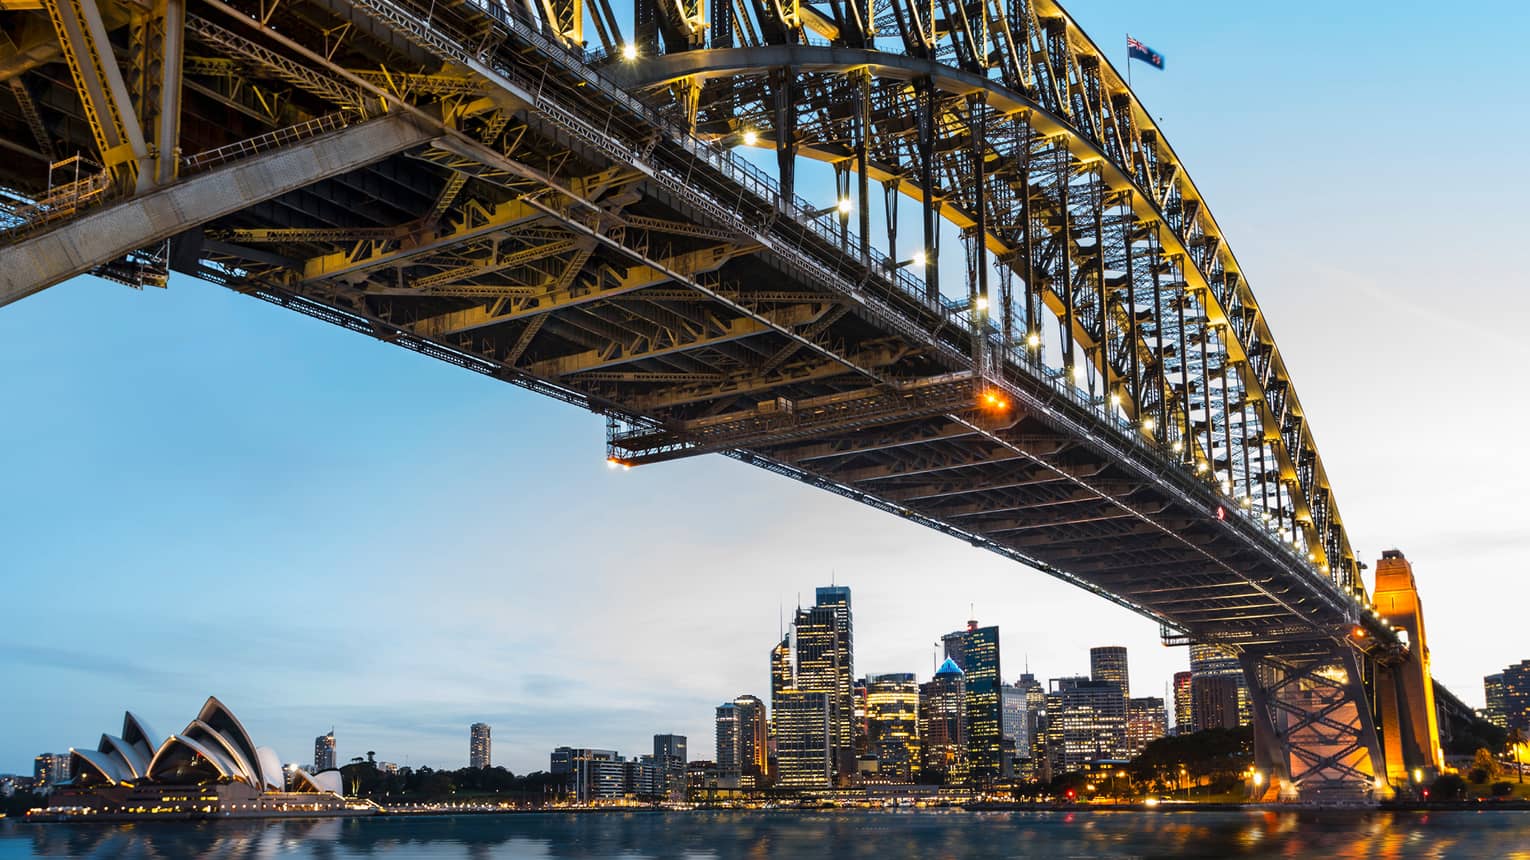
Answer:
865 673 920 783
1485 674 1507 729
773 690 832 789
1189 643 1249 726
1090 647 1130 699
1172 671 1193 734
550 747 625 802
715 702 741 780
313 731 336 773
919 659 968 784
732 695 768 781
33 754 70 787
1503 660 1530 732
469 723 491 769
43 697 352 819
1045 677 1126 775
944 621 1002 782
1125 697 1168 756
792 586 855 782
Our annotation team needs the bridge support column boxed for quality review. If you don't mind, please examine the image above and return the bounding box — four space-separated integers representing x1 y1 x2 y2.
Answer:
1241 645 1390 803
1370 549 1443 790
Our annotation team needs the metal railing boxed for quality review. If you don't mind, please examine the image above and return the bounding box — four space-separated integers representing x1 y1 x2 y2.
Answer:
0 163 113 238
181 112 352 174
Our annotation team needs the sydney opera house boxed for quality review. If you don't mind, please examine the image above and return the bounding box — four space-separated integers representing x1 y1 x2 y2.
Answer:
37 697 372 819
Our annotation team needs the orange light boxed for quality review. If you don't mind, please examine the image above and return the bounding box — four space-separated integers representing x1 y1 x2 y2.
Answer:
1352 626 1367 638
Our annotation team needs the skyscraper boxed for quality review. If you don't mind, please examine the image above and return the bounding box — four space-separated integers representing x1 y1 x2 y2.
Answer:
866 673 920 783
1172 671 1194 734
1502 660 1530 731
919 658 968 784
1125 697 1168 756
775 585 856 784
733 695 768 780
313 730 336 772
1090 646 1130 699
715 703 742 779
1189 643 1249 725
470 723 492 769
1192 675 1241 731
653 734 688 800
944 620 1002 781
1485 674 1508 729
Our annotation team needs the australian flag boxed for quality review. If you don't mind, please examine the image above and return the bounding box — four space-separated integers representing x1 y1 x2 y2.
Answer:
1127 36 1165 70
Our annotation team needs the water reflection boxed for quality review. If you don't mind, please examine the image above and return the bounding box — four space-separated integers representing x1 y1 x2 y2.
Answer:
6 809 1530 859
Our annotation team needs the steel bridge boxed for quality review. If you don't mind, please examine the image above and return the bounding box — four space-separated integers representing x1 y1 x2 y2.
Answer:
0 0 1441 800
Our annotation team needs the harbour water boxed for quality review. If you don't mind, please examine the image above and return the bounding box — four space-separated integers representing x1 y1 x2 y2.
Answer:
5 809 1530 859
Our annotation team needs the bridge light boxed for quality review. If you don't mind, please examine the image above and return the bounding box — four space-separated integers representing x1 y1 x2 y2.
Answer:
1352 626 1366 638
837 197 853 216
975 295 989 312
1109 392 1121 407
1215 505 1226 521
742 129 759 146
1141 416 1155 431
1072 364 1087 382
1172 439 1184 453
1195 460 1208 474
1241 497 1252 509
1027 331 1041 349
911 250 927 268
621 43 638 60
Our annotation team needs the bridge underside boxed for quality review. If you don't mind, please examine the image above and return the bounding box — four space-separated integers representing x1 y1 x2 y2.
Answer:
0 0 1417 800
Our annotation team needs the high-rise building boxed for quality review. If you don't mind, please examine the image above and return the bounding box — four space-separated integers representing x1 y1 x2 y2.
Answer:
1007 672 1045 780
919 658 968 784
1090 646 1130 699
866 673 920 783
1485 674 1508 729
1172 671 1194 734
1191 675 1241 731
943 620 1002 782
791 586 855 781
1045 676 1126 775
773 690 832 789
1125 697 1168 756
1189 643 1249 726
653 734 688 800
1001 683 1026 751
32 753 70 786
715 702 741 779
625 755 664 800
1502 660 1530 731
313 731 336 772
470 723 492 769
732 695 768 780
551 747 625 802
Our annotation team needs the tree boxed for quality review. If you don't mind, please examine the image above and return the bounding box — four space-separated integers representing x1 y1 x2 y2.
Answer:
1472 747 1502 783
1430 773 1466 800
1506 727 1525 784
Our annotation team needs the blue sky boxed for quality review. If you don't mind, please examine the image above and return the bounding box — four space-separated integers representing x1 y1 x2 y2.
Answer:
3 2 1528 774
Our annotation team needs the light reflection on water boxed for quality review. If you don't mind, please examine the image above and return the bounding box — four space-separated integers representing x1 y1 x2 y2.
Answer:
5 810 1530 859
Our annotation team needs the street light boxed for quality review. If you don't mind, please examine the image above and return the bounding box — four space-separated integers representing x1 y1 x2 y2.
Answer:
621 43 638 60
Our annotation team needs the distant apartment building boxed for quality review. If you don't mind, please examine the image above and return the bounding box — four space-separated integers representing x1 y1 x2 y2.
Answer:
32 753 70 787
1172 671 1194 734
1090 647 1130 699
1125 697 1168 756
1502 660 1530 731
550 747 625 803
1485 674 1507 729
1191 674 1242 731
313 730 337 772
469 723 492 769
653 734 688 800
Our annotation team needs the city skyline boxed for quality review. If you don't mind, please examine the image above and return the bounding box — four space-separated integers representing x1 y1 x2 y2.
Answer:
4 0 1528 777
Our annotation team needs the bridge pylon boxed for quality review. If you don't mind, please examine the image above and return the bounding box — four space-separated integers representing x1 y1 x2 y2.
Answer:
1370 549 1443 790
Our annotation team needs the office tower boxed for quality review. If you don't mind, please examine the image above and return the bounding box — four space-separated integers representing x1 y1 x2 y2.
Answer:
551 747 625 803
941 620 1001 781
732 695 768 780
1173 671 1194 734
1010 672 1045 780
1001 683 1025 750
773 690 832 788
853 680 870 758
625 755 664 800
866 673 921 783
1192 675 1241 731
1090 646 1130 699
470 723 492 769
792 585 854 781
919 658 968 784
32 753 70 786
1486 674 1508 729
1125 697 1168 756
653 734 688 800
1503 660 1530 731
313 730 336 772
715 702 741 778
1045 676 1127 775
1189 643 1249 725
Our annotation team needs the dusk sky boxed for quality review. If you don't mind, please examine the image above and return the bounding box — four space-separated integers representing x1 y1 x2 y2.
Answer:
3 2 1527 776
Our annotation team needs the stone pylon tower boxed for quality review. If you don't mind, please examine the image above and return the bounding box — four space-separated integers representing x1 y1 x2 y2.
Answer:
1372 550 1443 786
